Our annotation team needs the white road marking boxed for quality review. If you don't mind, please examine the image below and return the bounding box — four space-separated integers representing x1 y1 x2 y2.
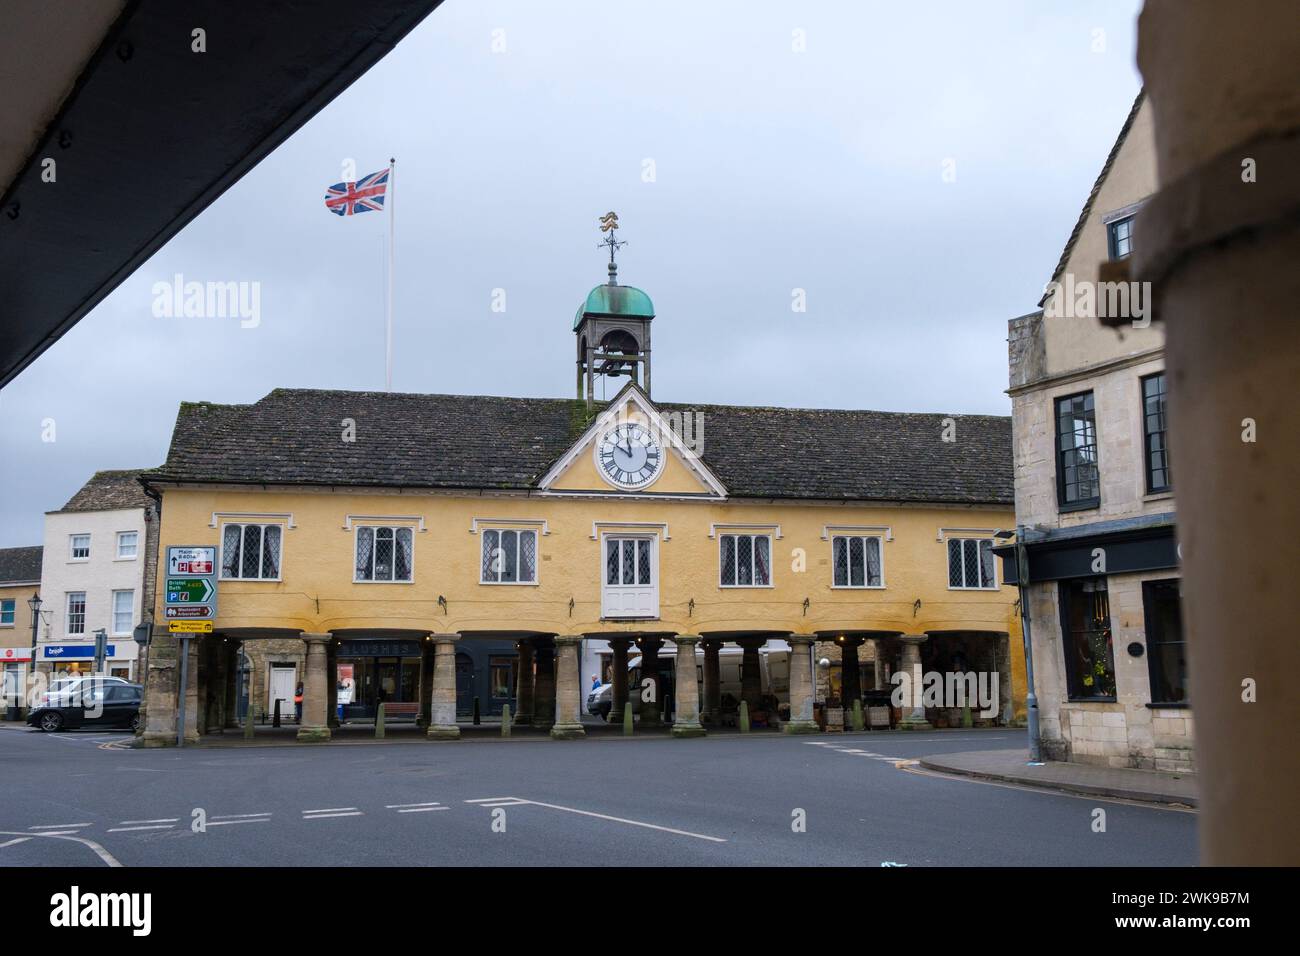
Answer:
469 796 726 843
385 802 441 808
302 812 363 819
303 807 357 813
119 818 178 825
29 823 92 830
107 824 174 832
524 799 728 843
207 819 271 826
0 829 122 867
0 837 32 849
397 806 449 813
211 812 272 819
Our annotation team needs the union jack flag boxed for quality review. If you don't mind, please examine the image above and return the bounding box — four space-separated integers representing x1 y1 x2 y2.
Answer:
324 168 389 216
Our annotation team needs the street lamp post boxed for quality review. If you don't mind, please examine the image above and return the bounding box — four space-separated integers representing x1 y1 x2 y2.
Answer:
25 592 42 718
997 529 1041 763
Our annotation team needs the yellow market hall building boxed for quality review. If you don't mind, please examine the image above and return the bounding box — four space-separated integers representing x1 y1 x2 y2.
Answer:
138 255 1025 745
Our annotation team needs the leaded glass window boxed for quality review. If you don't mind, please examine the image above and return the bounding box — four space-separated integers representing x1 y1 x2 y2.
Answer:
720 534 772 587
481 529 538 584
356 526 414 582
221 523 282 580
831 535 883 587
948 538 996 589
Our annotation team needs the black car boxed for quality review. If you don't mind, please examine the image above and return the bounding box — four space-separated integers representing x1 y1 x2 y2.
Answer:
27 682 143 732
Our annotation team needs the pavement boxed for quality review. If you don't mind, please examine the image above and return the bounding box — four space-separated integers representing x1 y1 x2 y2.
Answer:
917 748 1198 807
0 723 1197 866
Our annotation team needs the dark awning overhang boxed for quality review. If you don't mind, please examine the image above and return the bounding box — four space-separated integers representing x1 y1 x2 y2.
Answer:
0 0 444 388
993 512 1179 585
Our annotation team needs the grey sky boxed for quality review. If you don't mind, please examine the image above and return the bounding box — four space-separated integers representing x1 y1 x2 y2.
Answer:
0 0 1143 546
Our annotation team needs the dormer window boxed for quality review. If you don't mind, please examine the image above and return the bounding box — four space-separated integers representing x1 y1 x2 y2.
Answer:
1108 215 1134 260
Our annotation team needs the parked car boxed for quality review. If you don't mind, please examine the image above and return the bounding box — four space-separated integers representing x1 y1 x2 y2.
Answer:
28 681 143 732
40 674 132 707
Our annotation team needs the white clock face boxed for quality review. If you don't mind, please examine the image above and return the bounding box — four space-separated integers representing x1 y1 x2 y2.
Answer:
595 423 664 489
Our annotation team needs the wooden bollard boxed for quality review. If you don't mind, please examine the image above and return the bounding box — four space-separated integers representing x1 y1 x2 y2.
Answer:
244 707 254 739
375 702 385 739
623 702 633 736
739 700 750 733
851 699 865 732
501 703 511 737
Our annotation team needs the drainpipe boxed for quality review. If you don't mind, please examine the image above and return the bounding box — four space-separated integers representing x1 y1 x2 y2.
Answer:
1014 532 1040 763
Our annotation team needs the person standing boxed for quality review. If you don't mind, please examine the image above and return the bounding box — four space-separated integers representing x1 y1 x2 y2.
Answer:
294 682 304 722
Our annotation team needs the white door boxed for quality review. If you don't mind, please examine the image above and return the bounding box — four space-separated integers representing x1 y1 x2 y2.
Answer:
268 666 296 719
602 535 658 618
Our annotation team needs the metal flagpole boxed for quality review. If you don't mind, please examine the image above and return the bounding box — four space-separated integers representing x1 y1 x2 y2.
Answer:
386 157 395 391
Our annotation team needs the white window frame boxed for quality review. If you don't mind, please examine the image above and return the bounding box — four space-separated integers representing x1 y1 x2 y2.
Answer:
66 591 87 635
599 532 659 619
830 534 886 589
116 531 139 560
479 528 539 585
718 533 774 588
947 537 999 591
111 589 134 636
69 534 90 561
219 523 284 581
353 525 415 584
0 598 14 627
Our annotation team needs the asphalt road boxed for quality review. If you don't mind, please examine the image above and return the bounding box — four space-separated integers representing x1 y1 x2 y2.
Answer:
0 725 1197 867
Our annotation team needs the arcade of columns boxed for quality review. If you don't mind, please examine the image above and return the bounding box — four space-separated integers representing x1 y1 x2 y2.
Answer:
285 631 832 742
175 630 959 743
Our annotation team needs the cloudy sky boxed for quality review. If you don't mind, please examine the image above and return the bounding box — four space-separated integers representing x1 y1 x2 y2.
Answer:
0 0 1143 547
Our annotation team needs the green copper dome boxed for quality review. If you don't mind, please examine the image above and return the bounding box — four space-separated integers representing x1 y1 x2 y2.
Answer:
573 283 655 330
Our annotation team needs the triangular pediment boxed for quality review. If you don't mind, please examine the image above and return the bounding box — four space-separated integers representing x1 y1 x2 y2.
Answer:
538 383 726 497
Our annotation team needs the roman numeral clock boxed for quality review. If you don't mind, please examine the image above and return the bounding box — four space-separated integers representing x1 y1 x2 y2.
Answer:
596 422 664 489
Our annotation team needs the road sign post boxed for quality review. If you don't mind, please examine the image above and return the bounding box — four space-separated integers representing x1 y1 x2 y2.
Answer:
165 547 219 747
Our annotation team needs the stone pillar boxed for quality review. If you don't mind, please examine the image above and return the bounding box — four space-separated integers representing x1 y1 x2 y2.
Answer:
223 640 239 730
637 636 664 726
181 636 199 742
609 637 631 722
700 638 722 724
140 630 181 747
514 640 535 725
785 635 818 734
738 637 764 713
1134 0 1300 866
202 637 223 734
532 640 555 731
550 636 586 739
427 634 460 739
417 639 434 728
326 639 339 729
296 634 332 742
840 636 864 708
670 635 705 737
872 638 884 691
898 635 931 730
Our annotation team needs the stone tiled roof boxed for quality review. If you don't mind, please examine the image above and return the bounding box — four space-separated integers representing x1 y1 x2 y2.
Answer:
0 545 43 584
147 388 1012 506
1037 90 1146 308
57 469 156 513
